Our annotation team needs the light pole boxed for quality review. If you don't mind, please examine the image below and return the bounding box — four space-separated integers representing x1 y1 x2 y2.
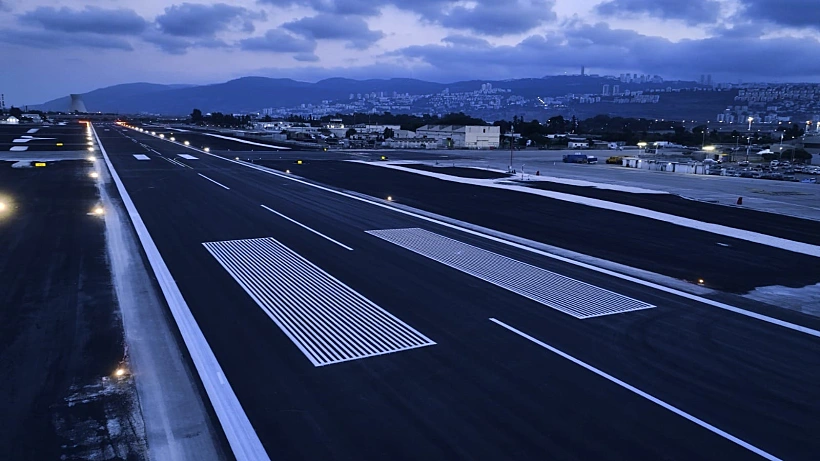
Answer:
747 116 754 131
779 131 784 160
703 145 716 161
746 137 751 162
508 125 514 173
732 135 739 162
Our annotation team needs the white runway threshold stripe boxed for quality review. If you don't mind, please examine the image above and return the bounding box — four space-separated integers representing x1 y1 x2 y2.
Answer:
203 237 435 366
368 228 654 319
490 318 783 461
91 124 270 461
178 154 198 160
133 154 150 160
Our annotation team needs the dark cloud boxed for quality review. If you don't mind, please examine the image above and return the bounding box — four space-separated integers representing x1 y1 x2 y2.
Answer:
0 29 134 50
156 3 266 37
260 0 553 35
143 32 229 55
710 22 764 39
282 14 383 49
19 6 147 35
741 0 820 30
239 29 317 53
259 0 380 16
388 21 820 81
436 0 556 36
594 0 721 26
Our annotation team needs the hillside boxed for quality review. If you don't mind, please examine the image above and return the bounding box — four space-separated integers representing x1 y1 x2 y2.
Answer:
32 75 714 118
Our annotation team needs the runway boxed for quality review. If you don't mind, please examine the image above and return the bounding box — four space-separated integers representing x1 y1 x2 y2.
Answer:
96 123 820 460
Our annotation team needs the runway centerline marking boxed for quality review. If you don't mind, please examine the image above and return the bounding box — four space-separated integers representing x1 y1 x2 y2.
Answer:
198 173 230 190
490 317 783 461
261 205 353 251
165 157 191 168
203 237 434 366
368 228 653 318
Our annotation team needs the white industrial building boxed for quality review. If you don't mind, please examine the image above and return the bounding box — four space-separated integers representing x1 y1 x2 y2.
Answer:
415 125 500 149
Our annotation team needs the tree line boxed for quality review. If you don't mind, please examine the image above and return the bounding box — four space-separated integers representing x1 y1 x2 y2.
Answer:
190 108 253 127
189 108 810 149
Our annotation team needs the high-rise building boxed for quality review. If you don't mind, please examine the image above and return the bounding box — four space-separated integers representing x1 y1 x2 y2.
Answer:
602 84 610 96
706 74 713 86
612 85 620 95
581 66 585 76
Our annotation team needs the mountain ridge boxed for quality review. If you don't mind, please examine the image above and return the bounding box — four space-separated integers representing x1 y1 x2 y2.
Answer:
31 75 707 117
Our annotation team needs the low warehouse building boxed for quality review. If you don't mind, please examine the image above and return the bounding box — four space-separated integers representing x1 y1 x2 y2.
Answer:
415 125 500 149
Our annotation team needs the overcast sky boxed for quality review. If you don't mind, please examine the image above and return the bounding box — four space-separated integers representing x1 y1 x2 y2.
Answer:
1 0 819 105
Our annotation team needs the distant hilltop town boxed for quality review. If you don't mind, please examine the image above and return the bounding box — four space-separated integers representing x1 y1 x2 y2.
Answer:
27 73 820 124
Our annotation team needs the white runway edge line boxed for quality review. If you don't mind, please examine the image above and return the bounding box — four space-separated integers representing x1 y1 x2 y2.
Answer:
490 318 782 461
368 228 654 319
91 124 270 461
130 126 820 339
203 237 434 366
261 205 353 251
200 132 290 150
363 161 820 259
198 173 230 190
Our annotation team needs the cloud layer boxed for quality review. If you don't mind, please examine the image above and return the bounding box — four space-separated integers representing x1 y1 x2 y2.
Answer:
1 0 818 105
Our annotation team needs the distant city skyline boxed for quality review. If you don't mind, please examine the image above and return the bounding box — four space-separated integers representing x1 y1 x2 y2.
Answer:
2 0 819 105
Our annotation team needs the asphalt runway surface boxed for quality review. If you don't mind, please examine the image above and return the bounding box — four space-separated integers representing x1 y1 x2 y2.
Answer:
252 159 820 293
392 163 820 245
0 124 89 153
97 123 820 460
0 158 142 459
129 123 468 162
